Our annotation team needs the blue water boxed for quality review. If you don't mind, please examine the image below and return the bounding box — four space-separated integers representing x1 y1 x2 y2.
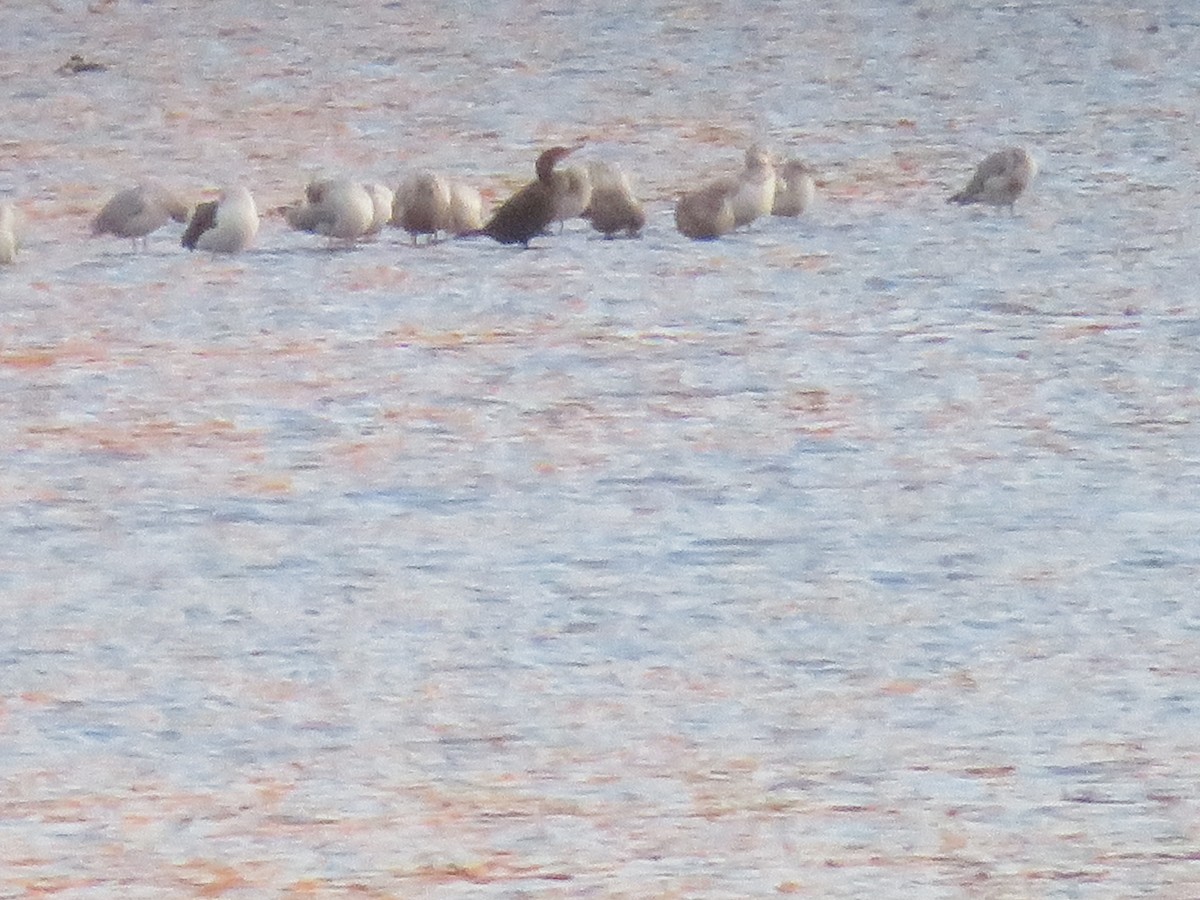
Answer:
2 1 1199 896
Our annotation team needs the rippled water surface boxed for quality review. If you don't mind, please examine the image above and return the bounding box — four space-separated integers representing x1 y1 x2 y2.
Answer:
3 1 1200 896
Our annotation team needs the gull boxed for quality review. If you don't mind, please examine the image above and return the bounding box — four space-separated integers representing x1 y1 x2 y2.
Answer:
772 159 817 217
0 201 23 264
446 181 484 235
181 186 259 254
581 161 645 238
728 144 776 227
392 171 453 245
92 182 189 249
285 178 376 244
948 147 1038 212
675 179 736 240
550 163 592 232
364 183 395 238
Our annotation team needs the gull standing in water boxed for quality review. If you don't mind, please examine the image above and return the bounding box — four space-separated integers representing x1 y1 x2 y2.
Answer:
772 159 817 217
550 162 592 232
392 171 453 245
581 161 645 238
364 183 395 238
181 186 259 254
728 144 777 228
446 181 484 235
675 179 736 240
0 201 23 264
92 182 190 249
285 178 376 244
948 147 1037 212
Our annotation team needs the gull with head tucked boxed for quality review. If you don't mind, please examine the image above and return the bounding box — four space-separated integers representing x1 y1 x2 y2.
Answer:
675 179 736 241
93 181 190 250
772 159 817 217
446 181 484 235
364 183 395 238
0 201 23 264
582 161 645 239
285 177 376 244
392 171 453 245
181 185 259 254
948 147 1037 212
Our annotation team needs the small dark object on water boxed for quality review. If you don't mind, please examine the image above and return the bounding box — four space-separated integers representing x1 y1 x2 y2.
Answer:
58 54 108 74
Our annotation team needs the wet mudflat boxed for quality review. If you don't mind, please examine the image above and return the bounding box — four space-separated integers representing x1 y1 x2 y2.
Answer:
2 1 1200 896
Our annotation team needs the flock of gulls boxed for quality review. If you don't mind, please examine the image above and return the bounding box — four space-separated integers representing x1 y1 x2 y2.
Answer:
0 145 1036 265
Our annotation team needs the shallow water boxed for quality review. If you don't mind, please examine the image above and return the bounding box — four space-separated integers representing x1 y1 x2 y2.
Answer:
2 1 1200 897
